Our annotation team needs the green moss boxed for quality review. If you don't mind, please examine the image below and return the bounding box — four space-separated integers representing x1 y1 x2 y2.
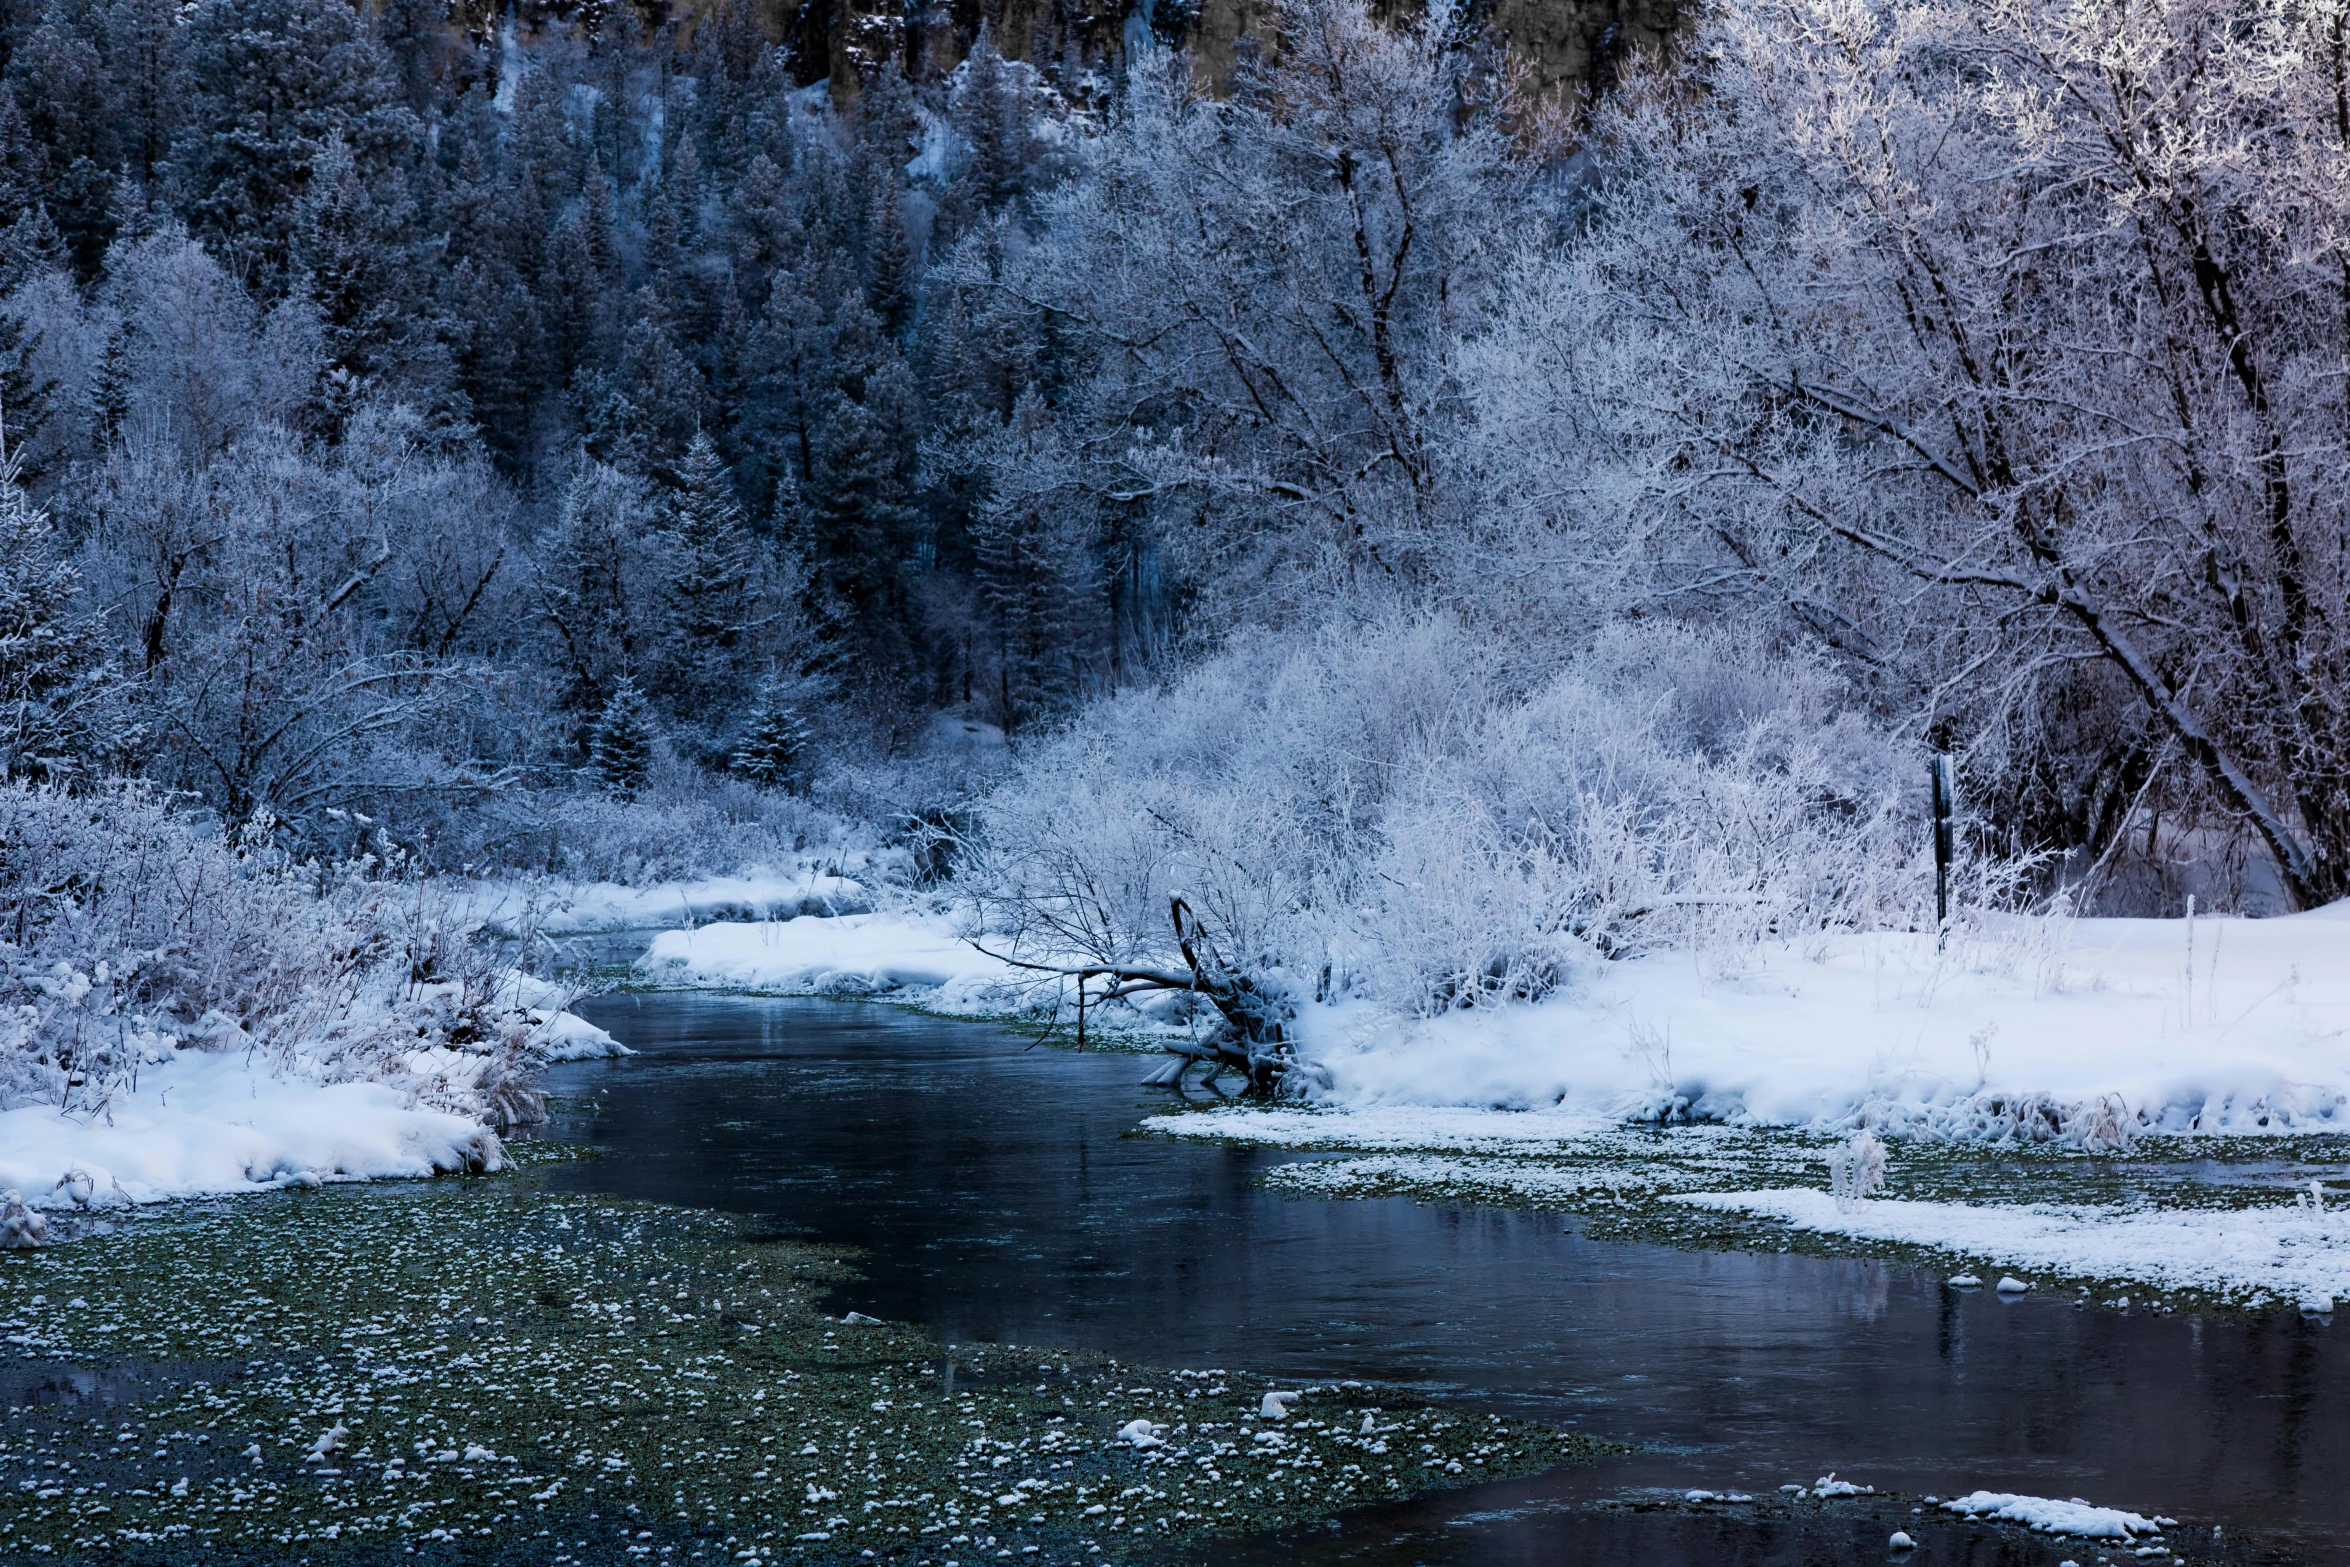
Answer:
0 1159 1617 1565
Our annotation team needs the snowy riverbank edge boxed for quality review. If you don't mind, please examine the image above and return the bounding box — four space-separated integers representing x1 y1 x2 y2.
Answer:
0 979 623 1213
637 903 2350 1140
634 901 2350 1309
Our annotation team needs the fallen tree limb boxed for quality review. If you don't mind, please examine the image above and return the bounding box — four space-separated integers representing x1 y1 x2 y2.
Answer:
969 895 1303 1094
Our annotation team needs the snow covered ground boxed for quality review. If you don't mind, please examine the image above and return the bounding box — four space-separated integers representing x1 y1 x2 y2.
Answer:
1676 1187 2350 1312
1128 908 2350 1310
0 975 620 1216
1294 907 2350 1141
0 1051 510 1208
634 909 1023 1010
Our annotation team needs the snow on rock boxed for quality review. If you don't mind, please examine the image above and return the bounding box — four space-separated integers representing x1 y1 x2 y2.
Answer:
1293 911 2350 1143
1672 1188 2350 1310
0 1050 510 1207
1940 1491 2173 1538
0 1190 48 1248
635 910 1019 1004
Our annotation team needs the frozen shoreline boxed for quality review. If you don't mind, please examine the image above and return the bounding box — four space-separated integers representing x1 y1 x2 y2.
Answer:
0 976 621 1216
639 904 2350 1142
585 900 2350 1307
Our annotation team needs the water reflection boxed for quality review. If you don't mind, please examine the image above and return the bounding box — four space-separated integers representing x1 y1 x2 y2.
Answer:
553 992 2348 1564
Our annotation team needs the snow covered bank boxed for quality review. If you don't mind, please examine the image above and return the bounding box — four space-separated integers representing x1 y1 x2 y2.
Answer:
0 1051 509 1207
1675 1188 2350 1313
1296 909 2350 1142
634 910 1022 1009
0 971 620 1217
480 866 876 934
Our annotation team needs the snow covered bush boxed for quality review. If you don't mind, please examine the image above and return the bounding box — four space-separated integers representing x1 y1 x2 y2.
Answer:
0 782 585 1126
969 616 1955 1017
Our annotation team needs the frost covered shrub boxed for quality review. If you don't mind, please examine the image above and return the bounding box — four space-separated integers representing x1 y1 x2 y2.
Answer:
367 769 853 886
971 618 1942 1015
0 783 575 1123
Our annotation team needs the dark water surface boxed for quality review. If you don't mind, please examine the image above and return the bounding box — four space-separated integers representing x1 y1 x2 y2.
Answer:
554 992 2349 1565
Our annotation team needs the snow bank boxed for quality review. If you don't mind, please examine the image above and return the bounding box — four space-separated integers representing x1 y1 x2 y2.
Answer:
1674 1188 2350 1311
0 971 619 1218
635 911 1020 1006
1298 910 2350 1141
480 868 874 934
1939 1492 2173 1539
0 1050 506 1207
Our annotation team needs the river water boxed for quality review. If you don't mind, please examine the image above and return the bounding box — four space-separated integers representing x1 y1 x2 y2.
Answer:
551 991 2349 1566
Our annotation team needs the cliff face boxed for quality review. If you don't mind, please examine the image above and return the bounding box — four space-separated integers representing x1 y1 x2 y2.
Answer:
717 0 1679 102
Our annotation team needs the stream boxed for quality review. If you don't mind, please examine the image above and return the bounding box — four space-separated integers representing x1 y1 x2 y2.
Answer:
551 990 2350 1566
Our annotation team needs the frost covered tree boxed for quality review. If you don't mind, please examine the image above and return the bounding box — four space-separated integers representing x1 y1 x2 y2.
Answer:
171 0 413 291
0 444 121 784
587 676 655 798
657 433 758 661
966 0 1539 624
1478 0 2350 907
730 676 811 789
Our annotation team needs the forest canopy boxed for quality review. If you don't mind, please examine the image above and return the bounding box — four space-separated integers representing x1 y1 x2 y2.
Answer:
0 0 2343 936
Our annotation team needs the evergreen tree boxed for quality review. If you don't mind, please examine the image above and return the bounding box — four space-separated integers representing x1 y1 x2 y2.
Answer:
649 429 759 716
536 458 655 724
85 316 130 450
2 4 115 272
586 675 655 797
99 0 178 188
956 38 1032 216
0 445 122 784
287 134 425 383
730 675 810 788
172 0 412 289
0 295 56 476
864 172 913 337
970 392 1089 731
660 431 756 643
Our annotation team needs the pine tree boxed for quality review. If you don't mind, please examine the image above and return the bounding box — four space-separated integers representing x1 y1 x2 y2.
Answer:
730 676 810 788
0 443 123 784
864 172 912 337
86 317 130 450
172 0 413 289
971 392 1089 731
287 135 422 382
586 676 655 797
646 430 760 720
101 0 179 188
958 38 1031 214
0 294 56 477
661 431 755 640
3 6 117 270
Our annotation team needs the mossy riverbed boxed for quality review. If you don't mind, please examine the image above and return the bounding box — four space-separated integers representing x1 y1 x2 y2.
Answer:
0 1149 1617 1565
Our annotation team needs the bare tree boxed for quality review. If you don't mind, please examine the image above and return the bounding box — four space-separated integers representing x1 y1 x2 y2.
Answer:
1484 0 2350 907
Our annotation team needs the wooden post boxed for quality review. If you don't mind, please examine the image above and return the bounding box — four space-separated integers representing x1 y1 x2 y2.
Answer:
1931 753 1957 947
